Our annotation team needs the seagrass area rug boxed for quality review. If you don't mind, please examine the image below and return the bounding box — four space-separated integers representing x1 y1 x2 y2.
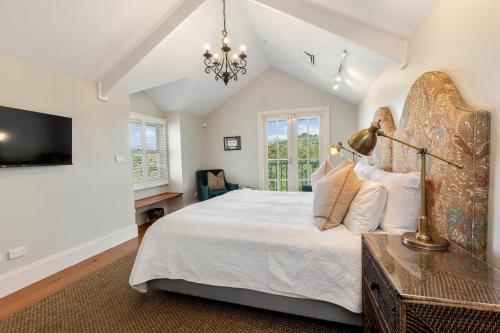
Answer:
0 252 362 333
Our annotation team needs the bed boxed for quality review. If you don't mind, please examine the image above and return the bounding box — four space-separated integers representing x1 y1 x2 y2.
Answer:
129 71 490 327
130 190 365 325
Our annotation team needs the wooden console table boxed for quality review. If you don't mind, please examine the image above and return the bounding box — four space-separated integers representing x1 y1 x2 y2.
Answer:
134 192 183 209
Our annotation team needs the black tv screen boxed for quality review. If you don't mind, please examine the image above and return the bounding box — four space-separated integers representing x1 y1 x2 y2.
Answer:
0 106 72 167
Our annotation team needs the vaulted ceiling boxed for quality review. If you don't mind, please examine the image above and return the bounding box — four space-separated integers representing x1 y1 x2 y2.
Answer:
0 0 437 115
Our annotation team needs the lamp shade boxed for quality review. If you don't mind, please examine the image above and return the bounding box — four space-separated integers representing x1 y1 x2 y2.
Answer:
347 122 380 156
328 142 342 156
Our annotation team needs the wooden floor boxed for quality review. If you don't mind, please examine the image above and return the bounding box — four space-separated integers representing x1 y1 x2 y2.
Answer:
0 224 150 320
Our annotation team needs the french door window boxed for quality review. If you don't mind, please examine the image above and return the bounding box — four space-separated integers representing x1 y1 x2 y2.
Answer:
258 107 329 192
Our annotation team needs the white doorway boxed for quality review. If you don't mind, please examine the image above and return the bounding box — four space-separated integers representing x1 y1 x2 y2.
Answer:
257 107 330 191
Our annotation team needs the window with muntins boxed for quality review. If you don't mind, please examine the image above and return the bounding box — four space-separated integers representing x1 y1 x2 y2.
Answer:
130 113 168 190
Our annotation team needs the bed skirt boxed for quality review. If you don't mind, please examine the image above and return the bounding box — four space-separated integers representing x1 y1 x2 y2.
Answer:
148 279 362 327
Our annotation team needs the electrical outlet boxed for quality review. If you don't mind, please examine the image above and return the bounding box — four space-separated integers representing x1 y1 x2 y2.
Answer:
114 155 124 162
8 246 27 260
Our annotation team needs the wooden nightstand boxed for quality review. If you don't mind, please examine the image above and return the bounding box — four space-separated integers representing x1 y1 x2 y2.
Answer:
362 234 500 333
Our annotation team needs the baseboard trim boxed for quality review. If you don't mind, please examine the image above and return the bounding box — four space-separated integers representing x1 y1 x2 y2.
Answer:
0 225 138 298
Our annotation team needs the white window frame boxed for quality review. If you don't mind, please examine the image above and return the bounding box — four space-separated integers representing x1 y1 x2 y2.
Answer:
130 112 168 191
257 106 330 191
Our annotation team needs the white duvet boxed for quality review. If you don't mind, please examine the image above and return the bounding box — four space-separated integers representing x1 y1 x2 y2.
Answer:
129 190 364 313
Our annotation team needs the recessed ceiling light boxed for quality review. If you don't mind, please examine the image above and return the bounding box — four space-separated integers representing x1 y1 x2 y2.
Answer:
333 84 339 90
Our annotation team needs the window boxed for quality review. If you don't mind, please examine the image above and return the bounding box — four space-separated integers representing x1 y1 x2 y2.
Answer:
267 119 289 191
296 117 320 191
130 113 168 190
258 107 329 192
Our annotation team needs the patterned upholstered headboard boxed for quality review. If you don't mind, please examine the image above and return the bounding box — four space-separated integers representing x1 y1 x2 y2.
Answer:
368 107 396 171
371 72 490 259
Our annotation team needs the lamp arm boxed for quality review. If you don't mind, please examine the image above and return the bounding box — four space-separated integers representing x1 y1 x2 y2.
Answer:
377 132 464 169
341 146 362 158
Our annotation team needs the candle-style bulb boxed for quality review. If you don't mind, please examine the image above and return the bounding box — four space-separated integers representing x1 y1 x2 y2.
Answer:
204 44 210 51
240 45 246 52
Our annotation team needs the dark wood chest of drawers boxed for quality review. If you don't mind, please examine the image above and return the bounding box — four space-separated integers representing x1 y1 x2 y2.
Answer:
362 234 500 333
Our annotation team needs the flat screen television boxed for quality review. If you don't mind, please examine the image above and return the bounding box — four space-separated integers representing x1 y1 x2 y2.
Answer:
0 106 72 167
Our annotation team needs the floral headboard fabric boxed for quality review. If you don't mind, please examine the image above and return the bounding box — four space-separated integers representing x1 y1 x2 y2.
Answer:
368 107 396 171
377 71 490 259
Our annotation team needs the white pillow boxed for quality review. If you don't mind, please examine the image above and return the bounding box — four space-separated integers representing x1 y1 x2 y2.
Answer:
343 181 388 235
354 161 378 181
370 170 420 234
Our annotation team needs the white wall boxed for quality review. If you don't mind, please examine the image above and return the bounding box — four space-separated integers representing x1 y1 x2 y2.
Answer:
358 0 500 268
0 54 136 294
164 110 204 204
202 67 358 188
179 112 204 202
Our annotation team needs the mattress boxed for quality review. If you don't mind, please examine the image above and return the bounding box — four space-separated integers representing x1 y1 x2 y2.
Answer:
130 190 365 313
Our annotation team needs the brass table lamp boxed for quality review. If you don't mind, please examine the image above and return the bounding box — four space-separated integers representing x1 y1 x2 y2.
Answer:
328 142 361 162
348 120 464 251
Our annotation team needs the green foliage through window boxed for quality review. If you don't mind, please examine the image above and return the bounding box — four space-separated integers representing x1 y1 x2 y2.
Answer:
266 116 320 192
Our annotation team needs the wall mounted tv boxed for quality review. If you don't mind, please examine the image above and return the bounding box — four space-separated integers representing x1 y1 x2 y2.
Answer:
0 106 72 167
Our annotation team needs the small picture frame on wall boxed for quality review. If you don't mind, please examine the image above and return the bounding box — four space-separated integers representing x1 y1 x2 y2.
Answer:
224 136 241 151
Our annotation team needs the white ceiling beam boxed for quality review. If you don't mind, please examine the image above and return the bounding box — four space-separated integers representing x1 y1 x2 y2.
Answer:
98 0 206 97
252 0 404 63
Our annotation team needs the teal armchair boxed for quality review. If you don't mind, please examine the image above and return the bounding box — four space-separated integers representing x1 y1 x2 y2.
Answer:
196 169 239 201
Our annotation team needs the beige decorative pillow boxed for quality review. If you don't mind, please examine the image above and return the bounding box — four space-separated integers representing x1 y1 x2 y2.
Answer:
310 160 333 192
313 165 363 230
207 171 227 190
311 160 350 192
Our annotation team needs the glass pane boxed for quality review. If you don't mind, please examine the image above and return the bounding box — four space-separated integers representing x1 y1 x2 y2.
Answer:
278 141 287 159
309 160 320 175
130 120 142 150
309 139 320 159
297 118 308 138
276 119 288 138
132 152 143 184
268 180 277 191
279 180 288 192
147 153 160 179
298 139 307 159
279 160 288 180
299 180 308 191
145 124 158 150
298 160 307 180
308 118 320 139
268 160 277 180
268 142 277 159
267 120 277 138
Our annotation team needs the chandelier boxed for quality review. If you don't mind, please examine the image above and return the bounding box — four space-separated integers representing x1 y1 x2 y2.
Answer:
203 0 247 85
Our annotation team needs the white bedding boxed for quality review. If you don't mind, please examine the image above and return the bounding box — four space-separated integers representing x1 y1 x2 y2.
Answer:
129 190 365 313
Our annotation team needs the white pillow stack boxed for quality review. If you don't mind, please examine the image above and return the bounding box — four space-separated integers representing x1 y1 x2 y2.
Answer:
343 181 388 235
353 161 379 181
370 170 420 234
312 159 421 235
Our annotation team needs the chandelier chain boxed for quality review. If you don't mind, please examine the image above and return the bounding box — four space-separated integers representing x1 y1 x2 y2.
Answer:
222 0 227 37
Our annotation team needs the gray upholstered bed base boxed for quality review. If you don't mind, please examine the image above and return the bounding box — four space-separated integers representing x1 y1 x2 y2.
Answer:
149 279 362 327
